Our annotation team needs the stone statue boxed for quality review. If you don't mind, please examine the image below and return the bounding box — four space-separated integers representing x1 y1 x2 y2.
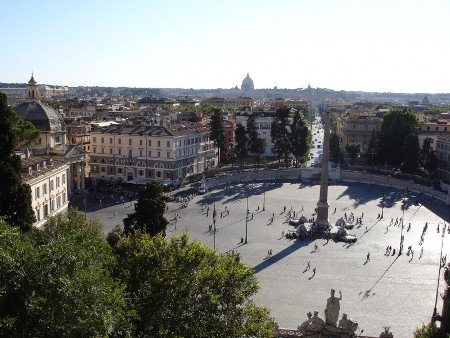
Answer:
379 326 393 338
324 289 342 326
338 313 358 334
310 311 326 331
298 312 313 333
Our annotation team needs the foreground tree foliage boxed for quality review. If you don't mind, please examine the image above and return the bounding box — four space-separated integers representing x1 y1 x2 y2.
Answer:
0 210 131 337
0 93 39 232
113 232 274 338
413 322 445 338
235 123 248 168
271 107 292 166
123 182 169 236
290 110 311 166
209 108 225 157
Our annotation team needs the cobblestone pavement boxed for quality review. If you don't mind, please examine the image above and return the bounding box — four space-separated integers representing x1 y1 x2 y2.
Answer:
81 181 450 338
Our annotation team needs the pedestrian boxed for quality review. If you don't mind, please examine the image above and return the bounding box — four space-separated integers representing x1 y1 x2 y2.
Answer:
312 267 316 275
281 231 284 238
306 261 310 270
366 252 370 262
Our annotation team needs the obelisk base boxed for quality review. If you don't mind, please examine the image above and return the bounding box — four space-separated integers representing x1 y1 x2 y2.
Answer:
316 201 330 232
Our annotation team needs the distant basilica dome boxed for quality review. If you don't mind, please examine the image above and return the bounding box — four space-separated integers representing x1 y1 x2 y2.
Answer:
14 74 65 132
241 73 254 91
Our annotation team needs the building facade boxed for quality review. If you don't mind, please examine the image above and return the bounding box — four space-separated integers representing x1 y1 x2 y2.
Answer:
21 155 70 228
336 110 383 151
89 123 217 183
436 136 450 184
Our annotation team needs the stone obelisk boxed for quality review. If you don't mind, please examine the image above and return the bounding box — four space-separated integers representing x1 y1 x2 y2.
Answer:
316 112 331 231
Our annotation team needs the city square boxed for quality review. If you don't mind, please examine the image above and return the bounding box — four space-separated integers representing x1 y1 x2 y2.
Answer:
91 179 450 338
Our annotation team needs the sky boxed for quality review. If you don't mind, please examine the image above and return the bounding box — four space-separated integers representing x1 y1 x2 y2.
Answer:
2 0 450 93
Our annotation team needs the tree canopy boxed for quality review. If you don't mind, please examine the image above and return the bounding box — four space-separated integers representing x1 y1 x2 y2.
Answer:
290 110 311 165
0 93 37 231
235 123 248 168
113 231 274 337
210 108 225 155
123 182 169 236
271 107 292 166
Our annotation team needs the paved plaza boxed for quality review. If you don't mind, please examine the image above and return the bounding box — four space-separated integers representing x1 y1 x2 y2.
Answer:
85 181 450 338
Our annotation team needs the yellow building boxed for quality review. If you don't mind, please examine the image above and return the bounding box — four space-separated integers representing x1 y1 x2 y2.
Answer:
336 110 383 151
21 154 70 228
89 122 217 183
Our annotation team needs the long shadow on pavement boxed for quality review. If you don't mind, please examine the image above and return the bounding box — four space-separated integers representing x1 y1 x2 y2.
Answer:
253 237 315 274
360 255 400 300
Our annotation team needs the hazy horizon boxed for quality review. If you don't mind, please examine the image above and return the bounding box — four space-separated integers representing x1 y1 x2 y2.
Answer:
2 0 449 94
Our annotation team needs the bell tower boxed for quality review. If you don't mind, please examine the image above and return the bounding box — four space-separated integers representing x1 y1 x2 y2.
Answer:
27 73 40 101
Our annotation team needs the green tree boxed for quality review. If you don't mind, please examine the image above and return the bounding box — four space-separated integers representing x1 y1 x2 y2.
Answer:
418 137 438 177
113 232 274 338
0 210 131 337
123 182 169 236
364 130 379 165
210 108 225 159
290 110 311 166
0 93 38 231
271 107 291 166
413 322 445 338
329 133 342 164
235 123 248 168
253 137 266 168
246 114 259 154
377 108 419 169
400 133 420 173
345 141 361 163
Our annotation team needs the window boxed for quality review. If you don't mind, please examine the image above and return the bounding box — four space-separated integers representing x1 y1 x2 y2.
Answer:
166 172 171 179
35 186 40 199
118 148 122 155
101 167 106 172
110 138 113 144
148 150 152 157
167 141 170 147
158 151 161 158
101 137 104 143
157 171 161 177
148 140 152 146
36 207 40 222
56 177 60 188
50 180 54 191
93 137 97 142
62 192 66 204
158 140 161 147
139 169 143 176
110 148 113 154
42 183 47 194
50 199 55 212
101 148 104 154
129 139 132 145
118 138 122 144
140 139 143 146
167 152 170 158
62 174 65 185
93 147 96 154
44 204 49 217
128 150 132 158
57 195 61 208
117 168 123 174
139 150 143 157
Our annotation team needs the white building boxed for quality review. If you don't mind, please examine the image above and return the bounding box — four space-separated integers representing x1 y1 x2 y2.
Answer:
89 122 217 184
21 155 70 228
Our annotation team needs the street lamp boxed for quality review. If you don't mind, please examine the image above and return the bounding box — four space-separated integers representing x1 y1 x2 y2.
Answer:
245 196 248 244
263 191 266 211
381 192 385 219
213 203 217 250
399 189 406 255
432 221 446 323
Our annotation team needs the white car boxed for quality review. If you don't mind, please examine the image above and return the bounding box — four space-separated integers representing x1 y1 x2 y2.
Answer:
196 185 207 194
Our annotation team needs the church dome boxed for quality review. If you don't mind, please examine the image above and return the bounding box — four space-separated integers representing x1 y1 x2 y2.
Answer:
241 73 254 91
14 101 65 132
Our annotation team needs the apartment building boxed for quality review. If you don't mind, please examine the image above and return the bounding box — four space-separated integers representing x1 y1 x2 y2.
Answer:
335 110 383 151
436 136 450 184
419 121 450 150
21 155 70 228
89 123 217 183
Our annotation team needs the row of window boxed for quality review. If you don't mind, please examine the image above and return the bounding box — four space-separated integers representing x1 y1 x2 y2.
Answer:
437 142 449 151
92 136 210 147
425 126 448 132
35 174 66 199
35 192 66 222
91 146 204 158
96 166 170 179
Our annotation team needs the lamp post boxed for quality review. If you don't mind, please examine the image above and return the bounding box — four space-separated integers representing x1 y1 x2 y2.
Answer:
381 192 385 219
245 196 248 244
263 191 266 211
432 222 446 323
399 189 406 255
213 203 217 250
